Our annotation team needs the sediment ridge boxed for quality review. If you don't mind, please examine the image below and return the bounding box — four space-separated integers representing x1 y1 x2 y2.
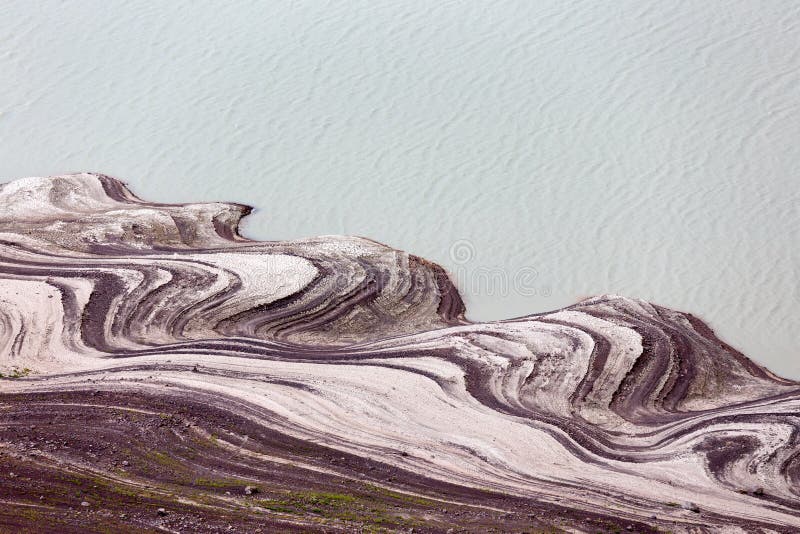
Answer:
1 174 797 533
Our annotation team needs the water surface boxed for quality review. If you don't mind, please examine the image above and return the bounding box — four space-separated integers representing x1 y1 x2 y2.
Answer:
1 1 798 376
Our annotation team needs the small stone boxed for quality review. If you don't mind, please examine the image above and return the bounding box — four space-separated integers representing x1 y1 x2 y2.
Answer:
157 507 167 516
626 526 634 532
681 501 700 513
80 501 90 507
753 487 764 496
121 460 129 466
244 485 259 495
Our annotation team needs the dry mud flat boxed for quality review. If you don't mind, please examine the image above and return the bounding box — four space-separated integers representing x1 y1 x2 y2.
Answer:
0 174 798 533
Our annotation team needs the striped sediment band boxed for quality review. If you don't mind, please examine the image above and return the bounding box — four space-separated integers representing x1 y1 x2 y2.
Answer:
0 173 797 532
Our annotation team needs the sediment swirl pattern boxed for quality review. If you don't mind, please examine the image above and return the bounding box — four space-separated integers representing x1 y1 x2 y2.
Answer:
1 174 798 533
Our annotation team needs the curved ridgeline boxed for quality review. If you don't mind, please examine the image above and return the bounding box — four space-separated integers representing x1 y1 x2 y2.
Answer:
0 174 797 532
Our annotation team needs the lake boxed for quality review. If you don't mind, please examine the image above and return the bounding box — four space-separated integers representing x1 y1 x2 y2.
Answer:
1 0 798 377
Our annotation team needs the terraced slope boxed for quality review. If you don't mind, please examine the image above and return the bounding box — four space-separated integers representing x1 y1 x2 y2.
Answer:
1 174 797 533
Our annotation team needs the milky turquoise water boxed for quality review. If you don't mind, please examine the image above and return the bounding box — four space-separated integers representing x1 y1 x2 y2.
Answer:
1 1 798 377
